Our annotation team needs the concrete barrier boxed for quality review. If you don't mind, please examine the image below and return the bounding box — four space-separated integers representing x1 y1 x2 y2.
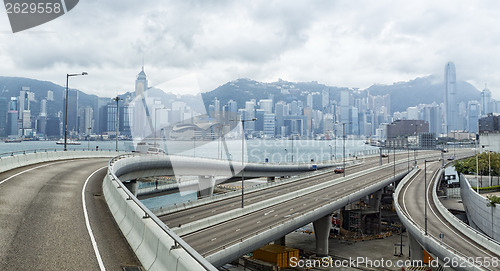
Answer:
103 157 217 271
0 150 121 175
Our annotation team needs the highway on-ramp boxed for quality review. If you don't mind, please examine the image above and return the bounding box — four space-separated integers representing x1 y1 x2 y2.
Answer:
0 158 141 270
398 157 500 270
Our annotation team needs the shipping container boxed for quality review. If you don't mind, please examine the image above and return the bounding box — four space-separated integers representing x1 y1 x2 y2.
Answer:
253 244 300 268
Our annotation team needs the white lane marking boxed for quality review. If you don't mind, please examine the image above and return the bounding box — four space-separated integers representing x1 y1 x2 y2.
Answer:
264 210 274 216
0 160 72 186
82 167 107 271
236 228 240 232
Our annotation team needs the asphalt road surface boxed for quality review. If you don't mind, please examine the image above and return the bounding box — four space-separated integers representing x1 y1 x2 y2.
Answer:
0 158 141 270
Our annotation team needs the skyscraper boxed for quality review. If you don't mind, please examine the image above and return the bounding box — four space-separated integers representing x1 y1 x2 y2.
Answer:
444 62 457 133
135 65 148 97
481 87 492 116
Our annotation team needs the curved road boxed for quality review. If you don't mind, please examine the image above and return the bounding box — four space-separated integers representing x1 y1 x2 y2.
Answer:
399 158 500 270
0 158 141 270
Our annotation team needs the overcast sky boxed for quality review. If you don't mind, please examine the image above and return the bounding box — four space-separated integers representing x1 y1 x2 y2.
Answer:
1 0 500 99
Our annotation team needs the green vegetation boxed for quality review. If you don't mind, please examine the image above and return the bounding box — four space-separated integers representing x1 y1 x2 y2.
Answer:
486 195 500 207
454 152 500 176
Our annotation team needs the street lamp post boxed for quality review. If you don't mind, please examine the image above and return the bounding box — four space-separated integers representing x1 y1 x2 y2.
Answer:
87 127 92 150
407 145 410 172
425 160 428 235
334 128 337 162
476 140 479 193
64 72 87 151
342 123 347 177
329 144 333 161
284 148 288 163
393 145 396 185
112 96 123 152
231 118 256 208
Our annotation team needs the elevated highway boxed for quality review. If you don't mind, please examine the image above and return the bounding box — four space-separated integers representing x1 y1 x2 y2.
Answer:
395 153 500 271
150 150 466 267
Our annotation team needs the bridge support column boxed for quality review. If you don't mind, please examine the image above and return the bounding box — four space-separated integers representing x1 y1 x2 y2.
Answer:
274 236 286 246
313 213 332 257
408 232 423 261
198 176 216 197
124 180 138 196
267 177 275 183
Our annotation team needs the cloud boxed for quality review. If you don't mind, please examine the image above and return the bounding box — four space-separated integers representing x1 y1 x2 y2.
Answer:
1 1 500 98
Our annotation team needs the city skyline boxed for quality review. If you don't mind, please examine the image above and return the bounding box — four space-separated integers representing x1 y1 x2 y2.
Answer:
0 62 494 141
2 1 500 98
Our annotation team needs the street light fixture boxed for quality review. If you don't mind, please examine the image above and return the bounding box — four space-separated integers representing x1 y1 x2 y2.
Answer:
112 96 123 152
230 118 257 208
336 121 351 177
64 72 87 151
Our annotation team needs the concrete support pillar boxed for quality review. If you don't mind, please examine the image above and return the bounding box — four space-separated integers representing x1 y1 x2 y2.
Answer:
274 236 286 246
124 180 138 197
198 175 216 197
408 232 423 261
368 190 383 211
267 177 275 183
313 213 332 257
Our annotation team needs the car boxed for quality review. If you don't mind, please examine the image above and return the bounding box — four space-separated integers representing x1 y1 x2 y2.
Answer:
146 147 164 154
381 154 388 157
441 149 448 153
334 167 345 174
447 156 455 161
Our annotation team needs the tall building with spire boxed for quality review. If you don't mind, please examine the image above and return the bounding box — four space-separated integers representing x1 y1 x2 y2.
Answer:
481 86 492 116
444 62 457 133
135 65 148 97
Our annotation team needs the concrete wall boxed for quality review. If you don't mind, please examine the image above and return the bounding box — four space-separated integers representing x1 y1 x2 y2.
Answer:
461 174 500 242
103 155 217 271
479 133 500 153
